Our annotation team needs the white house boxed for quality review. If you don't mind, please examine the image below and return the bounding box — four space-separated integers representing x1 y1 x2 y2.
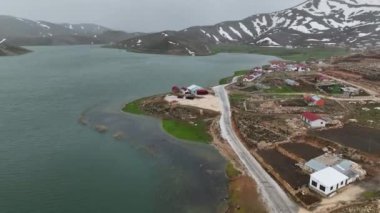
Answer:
309 167 349 196
187 84 203 95
301 112 326 128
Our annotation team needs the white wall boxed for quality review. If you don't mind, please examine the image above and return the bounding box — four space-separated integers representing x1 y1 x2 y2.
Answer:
309 177 347 196
309 119 326 128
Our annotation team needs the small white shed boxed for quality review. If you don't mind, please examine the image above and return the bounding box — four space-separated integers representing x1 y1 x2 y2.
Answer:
309 167 348 196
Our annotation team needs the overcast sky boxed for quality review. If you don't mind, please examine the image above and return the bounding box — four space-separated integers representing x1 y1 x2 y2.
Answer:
1 0 303 32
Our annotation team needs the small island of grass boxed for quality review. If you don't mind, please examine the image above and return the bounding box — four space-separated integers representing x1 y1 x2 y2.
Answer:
122 96 214 144
122 98 145 114
162 119 212 143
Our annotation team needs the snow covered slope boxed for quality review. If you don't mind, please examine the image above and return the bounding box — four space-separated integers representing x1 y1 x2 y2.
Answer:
119 0 380 55
0 15 142 45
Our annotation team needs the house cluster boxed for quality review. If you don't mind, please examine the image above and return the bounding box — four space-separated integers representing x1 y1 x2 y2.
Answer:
304 153 366 197
171 84 208 99
243 67 264 82
269 61 310 72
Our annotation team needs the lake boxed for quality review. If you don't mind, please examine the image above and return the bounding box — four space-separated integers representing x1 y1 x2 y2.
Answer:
0 46 276 213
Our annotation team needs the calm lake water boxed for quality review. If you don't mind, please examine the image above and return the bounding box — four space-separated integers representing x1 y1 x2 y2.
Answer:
0 46 276 213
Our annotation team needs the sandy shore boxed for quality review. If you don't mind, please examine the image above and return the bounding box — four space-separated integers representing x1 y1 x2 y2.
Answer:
164 95 221 112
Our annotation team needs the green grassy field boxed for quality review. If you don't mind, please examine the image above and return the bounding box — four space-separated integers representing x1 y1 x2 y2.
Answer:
162 119 212 143
219 70 249 85
229 93 250 103
212 45 349 62
226 162 241 179
122 99 145 115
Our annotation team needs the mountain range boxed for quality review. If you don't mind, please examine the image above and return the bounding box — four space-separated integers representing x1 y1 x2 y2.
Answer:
115 0 380 56
0 15 144 46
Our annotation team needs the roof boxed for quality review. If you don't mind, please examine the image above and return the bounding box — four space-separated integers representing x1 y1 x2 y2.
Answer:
305 159 327 171
311 167 348 187
311 95 322 101
332 160 358 179
187 84 202 91
302 112 322 121
305 153 341 171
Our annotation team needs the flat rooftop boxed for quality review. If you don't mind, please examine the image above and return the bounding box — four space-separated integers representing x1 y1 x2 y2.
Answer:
311 167 348 187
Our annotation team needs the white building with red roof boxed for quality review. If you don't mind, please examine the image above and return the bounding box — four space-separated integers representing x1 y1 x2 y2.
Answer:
301 112 326 128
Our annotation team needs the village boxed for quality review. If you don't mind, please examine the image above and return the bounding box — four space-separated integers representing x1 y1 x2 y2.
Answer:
157 51 380 212
123 50 380 212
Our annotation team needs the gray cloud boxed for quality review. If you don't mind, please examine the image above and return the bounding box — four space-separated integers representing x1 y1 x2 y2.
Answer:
0 0 303 32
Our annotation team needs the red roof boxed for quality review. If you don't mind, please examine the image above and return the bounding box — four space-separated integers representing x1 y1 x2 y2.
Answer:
302 112 322 121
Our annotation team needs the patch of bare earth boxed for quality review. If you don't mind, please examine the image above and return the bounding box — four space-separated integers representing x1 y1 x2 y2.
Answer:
210 121 268 213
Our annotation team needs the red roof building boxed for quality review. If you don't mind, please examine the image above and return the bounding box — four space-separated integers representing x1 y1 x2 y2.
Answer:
301 112 326 128
304 95 325 107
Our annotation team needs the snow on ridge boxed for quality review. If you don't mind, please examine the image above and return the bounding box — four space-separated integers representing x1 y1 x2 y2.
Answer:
162 33 168 37
0 38 7 44
252 20 262 35
218 27 235 41
212 35 220 43
289 25 312 34
262 16 268 26
309 21 330 30
257 37 280 46
37 22 51 29
168 41 179 46
15 17 25 22
200 29 212 38
358 32 372 37
185 47 195 56
348 0 380 6
229 26 242 38
239 22 254 37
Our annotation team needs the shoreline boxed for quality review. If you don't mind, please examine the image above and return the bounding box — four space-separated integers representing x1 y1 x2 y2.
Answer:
122 93 268 212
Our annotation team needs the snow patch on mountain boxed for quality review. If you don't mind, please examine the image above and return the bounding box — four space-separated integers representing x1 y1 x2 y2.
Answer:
257 37 280 46
212 35 220 43
348 0 380 5
37 22 51 29
358 32 372 37
289 25 312 34
239 22 254 37
218 27 235 41
252 21 262 35
185 47 195 56
229 26 242 38
309 21 329 30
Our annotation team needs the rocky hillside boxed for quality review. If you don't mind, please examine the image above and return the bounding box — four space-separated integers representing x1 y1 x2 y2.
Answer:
0 39 31 56
0 15 142 46
116 0 380 56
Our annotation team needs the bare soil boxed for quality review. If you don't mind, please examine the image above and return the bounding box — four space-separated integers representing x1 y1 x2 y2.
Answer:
280 143 325 161
257 149 309 190
227 176 267 213
311 124 380 156
295 191 321 206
